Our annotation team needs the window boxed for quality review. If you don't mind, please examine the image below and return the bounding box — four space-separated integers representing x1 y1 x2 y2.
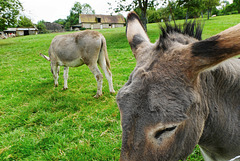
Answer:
97 18 101 23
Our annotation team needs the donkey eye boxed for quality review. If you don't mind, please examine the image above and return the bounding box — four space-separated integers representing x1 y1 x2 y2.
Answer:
154 126 177 139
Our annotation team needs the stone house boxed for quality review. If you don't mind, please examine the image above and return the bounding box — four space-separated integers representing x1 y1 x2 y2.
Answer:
76 14 125 30
4 28 38 36
44 22 64 32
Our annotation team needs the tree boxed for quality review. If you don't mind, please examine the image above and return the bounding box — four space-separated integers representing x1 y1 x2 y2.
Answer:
147 8 161 23
72 3 95 14
202 0 220 19
0 0 23 30
54 19 66 26
36 20 47 34
232 0 240 13
66 11 79 27
17 15 34 27
65 2 95 30
109 0 158 31
177 0 201 21
166 1 186 21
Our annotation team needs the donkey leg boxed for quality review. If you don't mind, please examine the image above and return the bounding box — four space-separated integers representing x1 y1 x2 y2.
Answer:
51 63 59 87
98 57 115 94
63 66 69 90
88 64 103 98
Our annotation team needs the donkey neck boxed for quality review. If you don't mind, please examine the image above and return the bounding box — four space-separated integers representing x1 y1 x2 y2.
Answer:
198 58 240 160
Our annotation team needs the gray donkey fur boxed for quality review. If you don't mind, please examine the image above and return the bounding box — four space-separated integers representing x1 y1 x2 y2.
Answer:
117 12 240 161
40 30 115 98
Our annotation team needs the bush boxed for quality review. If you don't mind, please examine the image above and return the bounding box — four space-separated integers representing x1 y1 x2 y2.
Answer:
36 20 48 34
212 7 220 16
147 9 161 23
231 10 238 14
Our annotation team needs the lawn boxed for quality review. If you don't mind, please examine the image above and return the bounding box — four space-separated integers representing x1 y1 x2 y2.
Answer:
0 14 240 160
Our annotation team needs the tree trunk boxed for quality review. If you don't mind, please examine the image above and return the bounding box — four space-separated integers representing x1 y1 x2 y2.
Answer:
138 0 148 31
185 9 188 22
140 10 147 31
207 8 210 19
168 0 176 26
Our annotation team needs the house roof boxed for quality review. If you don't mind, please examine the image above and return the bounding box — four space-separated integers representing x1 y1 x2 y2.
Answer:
4 28 38 32
80 14 125 24
44 22 63 30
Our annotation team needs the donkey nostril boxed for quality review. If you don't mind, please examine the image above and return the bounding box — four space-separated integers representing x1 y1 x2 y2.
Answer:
154 126 177 139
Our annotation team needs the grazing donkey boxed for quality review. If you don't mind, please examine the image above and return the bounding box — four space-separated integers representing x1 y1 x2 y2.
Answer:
40 30 115 98
117 12 240 161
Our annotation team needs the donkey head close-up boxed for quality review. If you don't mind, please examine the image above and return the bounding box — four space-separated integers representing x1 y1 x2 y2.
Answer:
117 12 240 161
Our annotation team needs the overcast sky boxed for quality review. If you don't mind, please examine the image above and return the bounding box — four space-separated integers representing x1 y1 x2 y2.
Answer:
20 0 233 24
19 0 131 23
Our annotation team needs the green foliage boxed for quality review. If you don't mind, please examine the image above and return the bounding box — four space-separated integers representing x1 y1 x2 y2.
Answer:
177 0 202 11
36 20 48 34
54 19 66 26
0 0 23 30
224 0 240 14
147 8 161 23
72 2 95 15
53 2 95 31
110 0 159 31
177 0 203 20
147 1 189 23
202 0 220 19
233 0 240 13
66 11 79 30
0 14 240 160
212 0 240 16
64 22 71 31
147 5 186 24
64 2 95 30
17 15 34 28
202 0 220 9
231 10 239 14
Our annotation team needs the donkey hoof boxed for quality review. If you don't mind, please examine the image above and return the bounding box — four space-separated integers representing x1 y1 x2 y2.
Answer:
94 94 102 98
54 84 58 87
110 90 116 94
62 87 68 90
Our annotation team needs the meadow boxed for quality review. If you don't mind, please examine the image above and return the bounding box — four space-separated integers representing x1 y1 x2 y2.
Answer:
0 14 240 160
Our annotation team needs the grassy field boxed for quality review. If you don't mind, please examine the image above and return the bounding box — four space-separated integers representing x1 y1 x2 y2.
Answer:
0 14 240 160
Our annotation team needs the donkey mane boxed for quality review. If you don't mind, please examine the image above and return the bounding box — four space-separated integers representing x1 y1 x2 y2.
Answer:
158 21 204 50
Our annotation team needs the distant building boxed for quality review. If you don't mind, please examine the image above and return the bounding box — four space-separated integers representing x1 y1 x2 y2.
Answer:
4 28 38 36
44 22 64 32
76 14 125 30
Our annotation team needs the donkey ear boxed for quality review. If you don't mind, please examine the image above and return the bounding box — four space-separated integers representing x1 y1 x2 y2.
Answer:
126 12 150 59
190 23 240 72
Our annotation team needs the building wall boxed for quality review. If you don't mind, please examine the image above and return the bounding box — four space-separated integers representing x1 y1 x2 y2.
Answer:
102 24 110 28
16 31 24 36
29 31 38 35
115 24 124 28
93 24 101 29
16 30 37 36
82 23 91 29
82 23 124 29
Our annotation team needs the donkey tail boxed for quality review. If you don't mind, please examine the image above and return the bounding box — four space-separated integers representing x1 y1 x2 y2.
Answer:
100 36 111 69
40 53 50 61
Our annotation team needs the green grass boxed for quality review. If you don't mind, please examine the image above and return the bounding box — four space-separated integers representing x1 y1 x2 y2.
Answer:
1 14 240 160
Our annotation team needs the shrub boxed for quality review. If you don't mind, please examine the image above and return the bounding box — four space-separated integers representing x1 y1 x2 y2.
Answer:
231 10 238 14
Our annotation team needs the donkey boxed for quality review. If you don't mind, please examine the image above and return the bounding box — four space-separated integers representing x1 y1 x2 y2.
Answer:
117 12 240 161
40 30 115 98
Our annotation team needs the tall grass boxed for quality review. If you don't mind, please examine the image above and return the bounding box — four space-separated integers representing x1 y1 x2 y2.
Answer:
0 14 240 160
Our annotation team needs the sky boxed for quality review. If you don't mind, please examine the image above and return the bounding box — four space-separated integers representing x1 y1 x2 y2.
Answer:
20 0 233 24
19 0 130 23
